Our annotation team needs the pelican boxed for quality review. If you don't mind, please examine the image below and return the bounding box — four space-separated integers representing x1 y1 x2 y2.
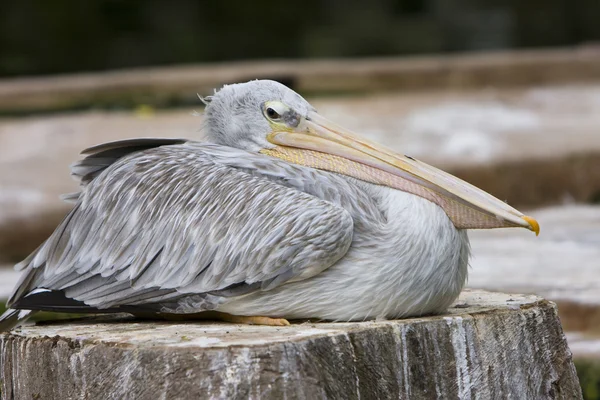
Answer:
0 80 539 330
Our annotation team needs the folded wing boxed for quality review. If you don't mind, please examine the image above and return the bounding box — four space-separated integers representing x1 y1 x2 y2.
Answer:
8 139 354 313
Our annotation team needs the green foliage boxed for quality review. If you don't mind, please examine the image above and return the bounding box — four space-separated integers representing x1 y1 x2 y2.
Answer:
577 359 600 400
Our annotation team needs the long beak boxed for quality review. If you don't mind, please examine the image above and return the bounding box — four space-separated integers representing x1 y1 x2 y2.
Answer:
265 111 539 234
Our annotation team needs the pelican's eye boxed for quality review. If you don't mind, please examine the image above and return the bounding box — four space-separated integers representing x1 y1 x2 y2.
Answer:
263 101 300 128
266 107 280 120
262 101 289 123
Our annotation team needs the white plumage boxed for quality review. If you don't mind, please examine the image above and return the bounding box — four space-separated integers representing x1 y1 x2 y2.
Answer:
219 185 470 321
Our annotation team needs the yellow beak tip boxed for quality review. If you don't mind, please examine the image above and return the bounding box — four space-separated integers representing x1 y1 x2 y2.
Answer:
522 216 540 236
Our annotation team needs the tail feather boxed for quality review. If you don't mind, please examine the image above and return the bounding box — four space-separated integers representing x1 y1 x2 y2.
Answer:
0 309 36 332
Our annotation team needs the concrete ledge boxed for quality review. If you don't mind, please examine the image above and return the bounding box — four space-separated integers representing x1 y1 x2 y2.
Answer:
0 290 581 399
1 46 600 114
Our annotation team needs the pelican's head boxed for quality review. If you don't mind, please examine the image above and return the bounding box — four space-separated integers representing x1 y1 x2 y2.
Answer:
204 80 539 235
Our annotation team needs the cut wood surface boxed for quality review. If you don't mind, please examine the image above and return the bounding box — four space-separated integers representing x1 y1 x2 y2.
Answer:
0 290 582 399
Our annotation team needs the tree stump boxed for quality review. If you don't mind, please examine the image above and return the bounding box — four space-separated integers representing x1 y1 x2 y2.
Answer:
0 290 582 399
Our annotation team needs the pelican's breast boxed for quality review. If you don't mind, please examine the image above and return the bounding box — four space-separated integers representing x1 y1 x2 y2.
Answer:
344 186 471 319
219 184 470 321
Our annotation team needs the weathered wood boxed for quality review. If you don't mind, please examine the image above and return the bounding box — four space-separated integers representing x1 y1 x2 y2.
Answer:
0 290 581 399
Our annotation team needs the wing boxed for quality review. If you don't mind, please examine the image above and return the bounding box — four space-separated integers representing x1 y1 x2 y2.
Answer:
8 140 354 313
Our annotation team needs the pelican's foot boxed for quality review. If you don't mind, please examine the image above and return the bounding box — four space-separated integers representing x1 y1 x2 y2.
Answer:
138 311 291 326
216 312 291 326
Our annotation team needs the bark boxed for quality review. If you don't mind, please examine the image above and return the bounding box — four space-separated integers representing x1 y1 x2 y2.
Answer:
0 290 582 400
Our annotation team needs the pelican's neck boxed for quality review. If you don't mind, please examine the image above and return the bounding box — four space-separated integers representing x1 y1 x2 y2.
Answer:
360 181 470 258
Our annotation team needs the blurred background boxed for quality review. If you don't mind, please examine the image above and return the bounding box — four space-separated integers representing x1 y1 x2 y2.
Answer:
0 1 599 397
1 0 600 77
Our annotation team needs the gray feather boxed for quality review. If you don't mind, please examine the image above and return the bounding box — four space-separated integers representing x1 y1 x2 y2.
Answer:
8 140 356 314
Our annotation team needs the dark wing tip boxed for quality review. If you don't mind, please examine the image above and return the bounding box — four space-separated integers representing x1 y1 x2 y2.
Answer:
74 138 190 187
0 309 35 332
81 138 188 155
